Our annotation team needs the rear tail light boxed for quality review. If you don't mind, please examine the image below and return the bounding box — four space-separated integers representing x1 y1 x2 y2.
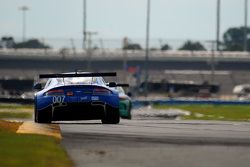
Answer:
66 91 74 96
45 89 64 96
93 88 111 95
119 96 128 100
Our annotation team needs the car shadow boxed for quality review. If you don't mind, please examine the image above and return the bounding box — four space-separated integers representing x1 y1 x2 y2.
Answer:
52 121 102 125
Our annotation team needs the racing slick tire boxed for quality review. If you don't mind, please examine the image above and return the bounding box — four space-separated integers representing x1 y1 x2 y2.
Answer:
34 106 52 124
102 106 120 124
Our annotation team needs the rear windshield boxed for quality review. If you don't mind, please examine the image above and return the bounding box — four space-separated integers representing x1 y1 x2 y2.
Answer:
56 77 102 85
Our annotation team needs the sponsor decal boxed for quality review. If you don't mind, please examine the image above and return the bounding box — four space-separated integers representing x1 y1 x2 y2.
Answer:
80 96 88 101
52 96 65 104
91 96 99 101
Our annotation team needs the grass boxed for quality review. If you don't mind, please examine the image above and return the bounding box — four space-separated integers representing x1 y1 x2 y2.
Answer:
153 104 250 121
0 103 33 119
0 120 73 167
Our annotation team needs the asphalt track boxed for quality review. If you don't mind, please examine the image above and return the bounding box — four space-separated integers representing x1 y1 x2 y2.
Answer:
60 118 250 167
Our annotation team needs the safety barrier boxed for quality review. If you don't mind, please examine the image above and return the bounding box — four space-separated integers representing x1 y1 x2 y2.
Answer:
0 98 33 104
132 99 250 108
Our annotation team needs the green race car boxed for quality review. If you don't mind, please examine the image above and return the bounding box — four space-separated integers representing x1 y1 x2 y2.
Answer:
116 87 132 119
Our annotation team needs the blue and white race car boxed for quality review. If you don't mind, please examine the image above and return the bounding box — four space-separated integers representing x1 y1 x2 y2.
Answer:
33 72 120 124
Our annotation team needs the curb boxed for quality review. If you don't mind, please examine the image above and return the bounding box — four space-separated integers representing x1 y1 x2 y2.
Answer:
16 121 62 139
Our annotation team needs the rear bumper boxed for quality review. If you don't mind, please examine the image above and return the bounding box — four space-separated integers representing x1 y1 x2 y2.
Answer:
39 102 111 121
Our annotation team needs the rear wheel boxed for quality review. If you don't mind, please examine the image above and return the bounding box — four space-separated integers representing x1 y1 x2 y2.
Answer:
102 106 120 124
34 106 52 124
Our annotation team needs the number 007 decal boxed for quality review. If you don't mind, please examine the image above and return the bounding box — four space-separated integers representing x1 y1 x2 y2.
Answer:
52 96 65 103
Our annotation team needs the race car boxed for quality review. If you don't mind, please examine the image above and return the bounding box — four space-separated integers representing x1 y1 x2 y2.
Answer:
33 72 120 124
115 86 132 119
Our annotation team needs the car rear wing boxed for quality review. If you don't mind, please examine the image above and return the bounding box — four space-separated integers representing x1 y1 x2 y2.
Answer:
106 83 129 87
39 72 117 79
116 84 129 87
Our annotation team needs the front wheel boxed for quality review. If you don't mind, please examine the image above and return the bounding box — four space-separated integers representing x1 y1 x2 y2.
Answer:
102 106 120 124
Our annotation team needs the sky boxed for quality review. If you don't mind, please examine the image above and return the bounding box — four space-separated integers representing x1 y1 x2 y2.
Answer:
0 0 248 48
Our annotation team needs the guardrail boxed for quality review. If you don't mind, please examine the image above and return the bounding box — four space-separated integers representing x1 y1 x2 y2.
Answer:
132 99 250 107
0 98 33 104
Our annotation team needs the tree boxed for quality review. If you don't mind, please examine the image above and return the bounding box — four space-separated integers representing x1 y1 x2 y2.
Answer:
14 39 50 49
1 36 15 48
223 26 250 51
179 40 206 51
161 44 172 51
123 43 142 50
0 36 51 49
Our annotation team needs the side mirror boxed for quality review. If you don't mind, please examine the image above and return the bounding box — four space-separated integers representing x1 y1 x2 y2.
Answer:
33 83 42 90
107 82 117 87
